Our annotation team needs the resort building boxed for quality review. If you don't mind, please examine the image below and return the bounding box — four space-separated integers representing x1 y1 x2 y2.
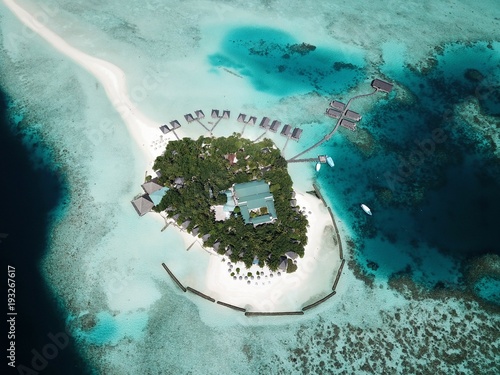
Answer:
246 116 257 126
222 110 230 119
194 110 205 119
170 120 181 129
270 120 281 133
159 124 171 134
237 113 247 122
141 178 163 194
281 124 292 137
232 180 277 226
259 117 270 129
340 118 357 131
291 128 303 141
184 113 195 123
330 100 346 112
211 109 219 118
131 195 154 216
345 110 362 122
371 78 393 93
326 108 342 119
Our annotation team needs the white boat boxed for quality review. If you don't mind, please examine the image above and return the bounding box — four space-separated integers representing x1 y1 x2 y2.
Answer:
361 204 372 215
315 162 321 172
326 156 334 168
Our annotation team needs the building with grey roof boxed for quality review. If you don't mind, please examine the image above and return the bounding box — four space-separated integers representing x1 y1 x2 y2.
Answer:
159 124 171 134
270 120 281 133
259 117 270 129
211 109 219 118
340 119 357 131
194 110 205 119
237 113 247 122
281 124 292 137
345 110 362 122
246 116 257 125
141 178 163 194
326 108 342 119
184 113 195 123
170 120 181 129
372 79 393 93
291 127 303 141
222 110 230 119
131 195 154 216
330 100 346 111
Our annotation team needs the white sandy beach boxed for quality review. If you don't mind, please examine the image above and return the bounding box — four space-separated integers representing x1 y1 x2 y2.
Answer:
4 0 341 313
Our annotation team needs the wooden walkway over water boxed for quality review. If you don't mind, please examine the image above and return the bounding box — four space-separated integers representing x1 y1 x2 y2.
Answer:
287 88 378 162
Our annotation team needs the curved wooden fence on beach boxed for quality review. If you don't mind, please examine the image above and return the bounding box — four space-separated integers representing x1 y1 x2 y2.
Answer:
186 286 216 303
217 301 246 312
245 311 304 317
161 263 187 292
302 291 337 312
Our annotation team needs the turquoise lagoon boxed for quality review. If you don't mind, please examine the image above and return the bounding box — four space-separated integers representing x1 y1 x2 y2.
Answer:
0 0 499 374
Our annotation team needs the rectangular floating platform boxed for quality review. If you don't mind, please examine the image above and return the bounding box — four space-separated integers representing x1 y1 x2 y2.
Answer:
270 120 281 133
340 119 357 131
371 78 393 93
345 110 362 122
281 124 292 137
326 108 342 119
330 100 346 111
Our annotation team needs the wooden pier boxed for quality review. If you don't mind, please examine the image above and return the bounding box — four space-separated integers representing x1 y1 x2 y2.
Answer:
186 286 216 302
302 291 336 312
216 301 246 312
332 259 346 291
161 263 186 292
245 311 304 317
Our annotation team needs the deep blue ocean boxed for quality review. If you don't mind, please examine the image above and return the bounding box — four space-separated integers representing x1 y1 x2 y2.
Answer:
0 90 89 374
212 28 500 306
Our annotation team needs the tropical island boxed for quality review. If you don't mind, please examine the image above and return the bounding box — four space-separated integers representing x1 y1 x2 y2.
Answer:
152 134 308 271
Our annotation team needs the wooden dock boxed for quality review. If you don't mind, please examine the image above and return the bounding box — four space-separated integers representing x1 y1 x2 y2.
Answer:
302 291 336 311
332 259 346 291
161 263 186 292
186 286 216 303
245 311 304 317
216 301 246 312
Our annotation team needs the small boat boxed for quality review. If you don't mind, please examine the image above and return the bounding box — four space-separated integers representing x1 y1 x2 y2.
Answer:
361 204 372 215
326 156 334 168
315 162 321 172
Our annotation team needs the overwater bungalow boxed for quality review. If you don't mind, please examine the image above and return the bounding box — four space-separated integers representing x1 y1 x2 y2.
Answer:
159 124 171 134
345 110 362 122
131 195 154 216
211 109 219 118
222 110 230 119
326 108 342 119
259 117 270 129
340 118 357 131
371 78 393 93
270 120 281 133
237 113 247 122
194 109 205 119
184 113 195 123
246 116 257 125
281 124 292 137
330 100 346 112
170 120 181 129
291 127 303 141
